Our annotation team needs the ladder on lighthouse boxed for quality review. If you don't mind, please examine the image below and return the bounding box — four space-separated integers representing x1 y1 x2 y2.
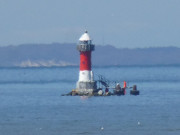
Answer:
97 75 110 88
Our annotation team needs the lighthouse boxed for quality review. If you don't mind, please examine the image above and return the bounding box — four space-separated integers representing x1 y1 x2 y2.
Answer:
76 31 97 95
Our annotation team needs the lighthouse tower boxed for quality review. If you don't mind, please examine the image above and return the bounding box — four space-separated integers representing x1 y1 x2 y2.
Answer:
76 31 97 95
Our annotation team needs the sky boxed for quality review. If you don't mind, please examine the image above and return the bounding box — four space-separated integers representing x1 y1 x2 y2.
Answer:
0 0 180 48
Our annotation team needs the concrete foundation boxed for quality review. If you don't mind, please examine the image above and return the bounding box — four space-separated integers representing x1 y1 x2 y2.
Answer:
76 81 97 95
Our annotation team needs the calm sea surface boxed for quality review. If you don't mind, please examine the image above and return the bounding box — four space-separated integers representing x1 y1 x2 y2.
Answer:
0 66 180 135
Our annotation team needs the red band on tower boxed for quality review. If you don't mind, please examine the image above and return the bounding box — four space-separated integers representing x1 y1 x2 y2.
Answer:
80 51 91 71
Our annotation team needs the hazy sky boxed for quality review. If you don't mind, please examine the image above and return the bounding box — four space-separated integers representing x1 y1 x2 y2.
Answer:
0 0 180 48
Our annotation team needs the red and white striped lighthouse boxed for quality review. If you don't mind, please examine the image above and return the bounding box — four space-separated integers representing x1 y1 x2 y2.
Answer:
76 31 97 95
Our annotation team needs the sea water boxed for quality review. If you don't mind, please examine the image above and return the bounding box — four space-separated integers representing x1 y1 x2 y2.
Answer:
0 66 180 135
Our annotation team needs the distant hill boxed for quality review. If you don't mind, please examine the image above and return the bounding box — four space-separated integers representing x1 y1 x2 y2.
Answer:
0 43 179 67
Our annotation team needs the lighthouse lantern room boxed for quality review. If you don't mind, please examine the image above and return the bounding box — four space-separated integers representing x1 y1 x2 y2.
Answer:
76 31 97 95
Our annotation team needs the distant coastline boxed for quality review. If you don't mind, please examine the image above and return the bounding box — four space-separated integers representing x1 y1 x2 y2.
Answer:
0 64 180 69
0 43 179 67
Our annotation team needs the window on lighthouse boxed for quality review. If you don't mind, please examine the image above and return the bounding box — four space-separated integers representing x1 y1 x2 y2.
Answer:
79 41 91 45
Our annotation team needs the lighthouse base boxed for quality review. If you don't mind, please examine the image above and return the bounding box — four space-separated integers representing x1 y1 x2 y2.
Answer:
76 81 97 95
